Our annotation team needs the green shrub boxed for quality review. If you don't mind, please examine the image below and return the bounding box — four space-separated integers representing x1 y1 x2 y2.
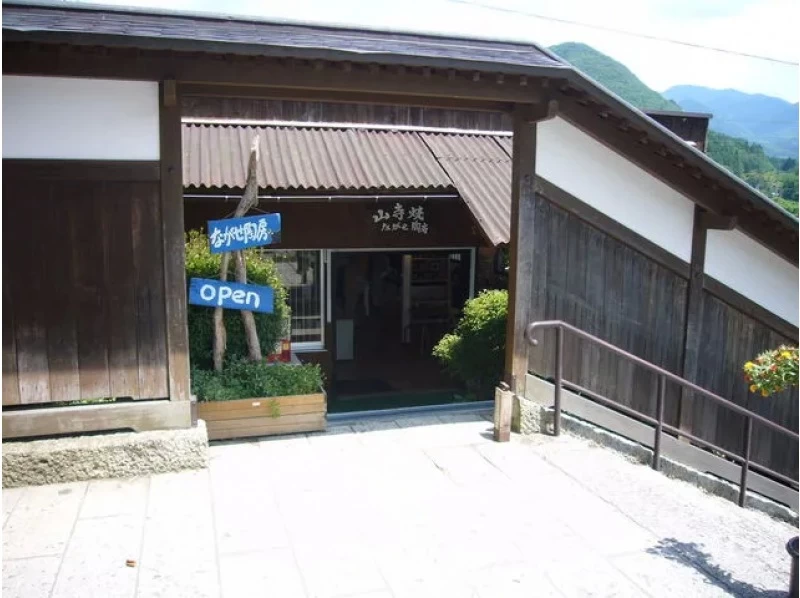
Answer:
433 289 507 398
185 229 290 369
192 361 323 401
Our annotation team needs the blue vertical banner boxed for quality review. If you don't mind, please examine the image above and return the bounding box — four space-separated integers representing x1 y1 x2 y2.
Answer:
207 213 281 253
188 278 274 314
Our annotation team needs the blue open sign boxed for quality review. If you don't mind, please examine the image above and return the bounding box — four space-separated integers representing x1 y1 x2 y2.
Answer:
208 213 281 254
188 278 274 314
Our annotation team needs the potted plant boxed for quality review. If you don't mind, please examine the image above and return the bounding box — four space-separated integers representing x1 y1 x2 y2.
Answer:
743 345 799 597
186 230 327 440
192 360 325 441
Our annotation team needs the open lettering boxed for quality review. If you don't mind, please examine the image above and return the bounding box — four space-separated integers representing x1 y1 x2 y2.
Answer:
199 283 261 310
188 278 274 314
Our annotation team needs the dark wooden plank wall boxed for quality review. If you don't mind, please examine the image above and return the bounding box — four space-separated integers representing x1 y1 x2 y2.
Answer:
2 169 168 405
182 96 511 131
691 291 798 480
527 192 798 481
527 196 689 427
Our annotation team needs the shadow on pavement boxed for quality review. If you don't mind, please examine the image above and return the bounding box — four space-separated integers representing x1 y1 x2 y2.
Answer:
648 537 788 597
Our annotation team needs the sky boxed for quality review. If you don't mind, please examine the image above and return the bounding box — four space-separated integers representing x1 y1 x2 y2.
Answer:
71 0 800 103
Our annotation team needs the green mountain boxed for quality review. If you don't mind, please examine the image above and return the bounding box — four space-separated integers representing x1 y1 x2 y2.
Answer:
664 86 798 159
549 42 798 216
549 42 681 112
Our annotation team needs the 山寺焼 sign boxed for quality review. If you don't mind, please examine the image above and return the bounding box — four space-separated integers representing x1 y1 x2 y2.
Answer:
372 203 428 234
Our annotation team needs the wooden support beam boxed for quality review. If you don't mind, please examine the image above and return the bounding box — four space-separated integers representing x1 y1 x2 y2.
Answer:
179 82 515 113
504 106 538 396
699 211 737 230
159 81 191 418
2 400 192 438
517 98 559 123
678 205 708 433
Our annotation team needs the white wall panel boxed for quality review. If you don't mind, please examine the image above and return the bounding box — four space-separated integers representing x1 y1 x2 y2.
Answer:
3 76 159 160
706 230 799 327
537 117 695 263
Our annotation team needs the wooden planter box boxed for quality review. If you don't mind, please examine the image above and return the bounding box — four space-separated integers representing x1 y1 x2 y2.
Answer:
197 392 326 441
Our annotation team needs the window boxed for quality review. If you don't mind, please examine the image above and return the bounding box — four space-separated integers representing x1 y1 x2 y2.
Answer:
262 250 324 349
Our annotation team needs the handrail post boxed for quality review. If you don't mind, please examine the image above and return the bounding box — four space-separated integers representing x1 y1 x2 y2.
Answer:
739 417 753 507
653 375 665 471
554 325 563 436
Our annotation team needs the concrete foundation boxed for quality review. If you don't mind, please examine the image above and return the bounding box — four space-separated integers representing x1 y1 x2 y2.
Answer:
2 420 209 488
513 393 798 526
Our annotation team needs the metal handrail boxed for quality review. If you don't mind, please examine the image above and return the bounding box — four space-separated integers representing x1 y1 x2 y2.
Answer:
526 320 800 506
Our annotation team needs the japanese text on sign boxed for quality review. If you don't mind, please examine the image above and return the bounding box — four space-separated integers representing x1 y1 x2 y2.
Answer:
207 213 282 253
372 203 428 234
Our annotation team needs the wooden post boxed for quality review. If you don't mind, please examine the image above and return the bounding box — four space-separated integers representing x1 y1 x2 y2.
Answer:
159 80 191 415
494 382 512 442
503 105 539 397
678 206 736 432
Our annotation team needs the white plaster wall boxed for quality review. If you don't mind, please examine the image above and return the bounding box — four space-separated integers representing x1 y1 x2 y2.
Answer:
706 229 799 327
537 116 695 263
3 76 159 160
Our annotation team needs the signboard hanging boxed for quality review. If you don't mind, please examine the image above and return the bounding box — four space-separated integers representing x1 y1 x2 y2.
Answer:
207 213 281 253
188 278 274 314
372 202 429 234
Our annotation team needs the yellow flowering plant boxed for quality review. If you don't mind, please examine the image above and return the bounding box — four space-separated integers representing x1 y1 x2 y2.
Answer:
743 345 799 397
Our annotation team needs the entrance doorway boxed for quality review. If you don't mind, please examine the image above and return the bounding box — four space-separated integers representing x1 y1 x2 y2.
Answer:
329 249 473 412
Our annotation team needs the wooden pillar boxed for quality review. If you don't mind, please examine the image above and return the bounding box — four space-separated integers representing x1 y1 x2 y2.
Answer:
160 80 191 416
503 106 538 397
678 206 736 432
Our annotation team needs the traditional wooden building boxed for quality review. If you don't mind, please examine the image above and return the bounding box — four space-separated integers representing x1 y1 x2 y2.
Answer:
2 3 797 484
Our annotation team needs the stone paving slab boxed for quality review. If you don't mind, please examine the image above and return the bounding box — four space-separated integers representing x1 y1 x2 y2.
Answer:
3 409 797 597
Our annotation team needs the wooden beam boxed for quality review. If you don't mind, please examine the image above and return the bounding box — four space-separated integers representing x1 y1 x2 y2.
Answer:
504 106 537 395
2 400 191 438
699 212 737 230
179 83 514 113
159 81 191 417
2 160 161 182
517 98 559 123
4 42 546 105
678 205 708 433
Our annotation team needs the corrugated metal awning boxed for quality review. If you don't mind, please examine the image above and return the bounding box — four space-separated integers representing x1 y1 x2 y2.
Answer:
420 133 512 245
183 123 455 192
182 122 515 246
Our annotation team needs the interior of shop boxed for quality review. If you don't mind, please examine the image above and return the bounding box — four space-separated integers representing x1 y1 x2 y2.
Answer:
329 249 473 411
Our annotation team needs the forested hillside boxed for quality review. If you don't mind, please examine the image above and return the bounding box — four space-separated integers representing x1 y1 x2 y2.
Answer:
665 85 798 159
549 42 798 216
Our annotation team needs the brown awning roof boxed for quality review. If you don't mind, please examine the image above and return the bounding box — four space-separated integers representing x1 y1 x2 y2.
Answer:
182 123 454 192
182 122 516 245
420 133 511 245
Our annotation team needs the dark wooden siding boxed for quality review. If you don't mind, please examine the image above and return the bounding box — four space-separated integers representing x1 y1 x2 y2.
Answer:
2 163 168 404
690 290 798 480
184 197 486 249
527 196 688 425
182 96 510 131
527 192 798 481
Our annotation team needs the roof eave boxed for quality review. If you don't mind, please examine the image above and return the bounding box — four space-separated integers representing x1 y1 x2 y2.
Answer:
1 28 570 78
562 69 799 230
